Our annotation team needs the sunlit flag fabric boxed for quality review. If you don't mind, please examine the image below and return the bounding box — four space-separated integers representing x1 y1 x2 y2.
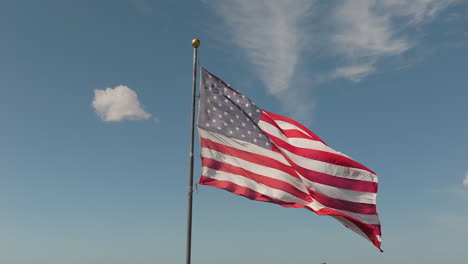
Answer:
197 68 382 251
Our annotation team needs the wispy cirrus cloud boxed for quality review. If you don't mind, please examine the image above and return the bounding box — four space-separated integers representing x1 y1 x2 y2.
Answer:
332 64 376 83
206 0 459 116
92 85 151 122
207 0 313 95
330 0 458 81
205 0 315 119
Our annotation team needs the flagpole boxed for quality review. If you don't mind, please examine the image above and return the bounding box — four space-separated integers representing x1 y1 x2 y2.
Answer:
186 38 200 264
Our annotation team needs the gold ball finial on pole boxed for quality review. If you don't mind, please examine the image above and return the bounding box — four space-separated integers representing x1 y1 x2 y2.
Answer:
191 38 200 48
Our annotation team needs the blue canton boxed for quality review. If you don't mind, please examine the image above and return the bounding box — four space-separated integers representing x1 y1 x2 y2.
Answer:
198 68 270 149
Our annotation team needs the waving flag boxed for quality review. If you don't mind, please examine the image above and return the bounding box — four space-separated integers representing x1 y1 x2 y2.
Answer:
197 68 382 251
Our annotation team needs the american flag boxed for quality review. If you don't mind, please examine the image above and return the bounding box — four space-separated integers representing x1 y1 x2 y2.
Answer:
197 68 382 251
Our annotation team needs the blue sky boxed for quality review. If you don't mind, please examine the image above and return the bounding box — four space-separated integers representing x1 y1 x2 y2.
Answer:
0 0 467 263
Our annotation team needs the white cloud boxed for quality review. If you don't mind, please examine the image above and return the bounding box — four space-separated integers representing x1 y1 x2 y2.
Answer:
332 0 410 58
92 85 151 122
331 0 458 81
463 172 468 187
205 0 315 120
333 64 375 82
207 0 312 91
206 0 457 116
380 0 458 24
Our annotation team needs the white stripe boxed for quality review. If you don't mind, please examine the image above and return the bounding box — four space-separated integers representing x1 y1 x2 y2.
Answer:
259 121 377 183
202 167 380 225
199 128 289 165
202 167 308 204
315 203 381 226
201 147 309 194
202 146 375 204
307 201 380 225
302 174 376 204
260 120 346 156
279 145 377 183
274 120 310 136
201 129 377 204
331 216 373 241
272 119 354 159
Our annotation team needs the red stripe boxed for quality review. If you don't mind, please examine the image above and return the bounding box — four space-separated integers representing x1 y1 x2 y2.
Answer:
262 110 327 144
267 135 378 193
202 154 376 214
199 176 307 209
202 136 377 193
265 131 376 175
306 189 377 214
200 137 299 179
202 137 377 213
260 113 375 175
295 165 377 193
311 206 382 251
202 157 312 202
281 129 314 139
260 117 316 140
199 176 382 251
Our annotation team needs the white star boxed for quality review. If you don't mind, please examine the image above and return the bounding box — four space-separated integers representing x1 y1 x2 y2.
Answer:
229 130 233 134
265 142 269 146
218 103 222 107
208 87 212 91
213 95 217 100
213 107 216 111
248 112 252 117
224 112 228 115
229 106 234 110
242 122 245 126
241 134 245 138
256 109 260 113
224 99 228 103
236 127 239 131
208 75 212 79
245 103 249 107
218 114 222 118
236 114 239 119
253 138 257 142
212 119 216 123
242 95 245 98
227 95 231 98
207 109 211 113
217 126 221 130
236 99 240 103
206 123 210 127
247 130 251 134
224 122 227 126
259 134 263 137
230 119 234 123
